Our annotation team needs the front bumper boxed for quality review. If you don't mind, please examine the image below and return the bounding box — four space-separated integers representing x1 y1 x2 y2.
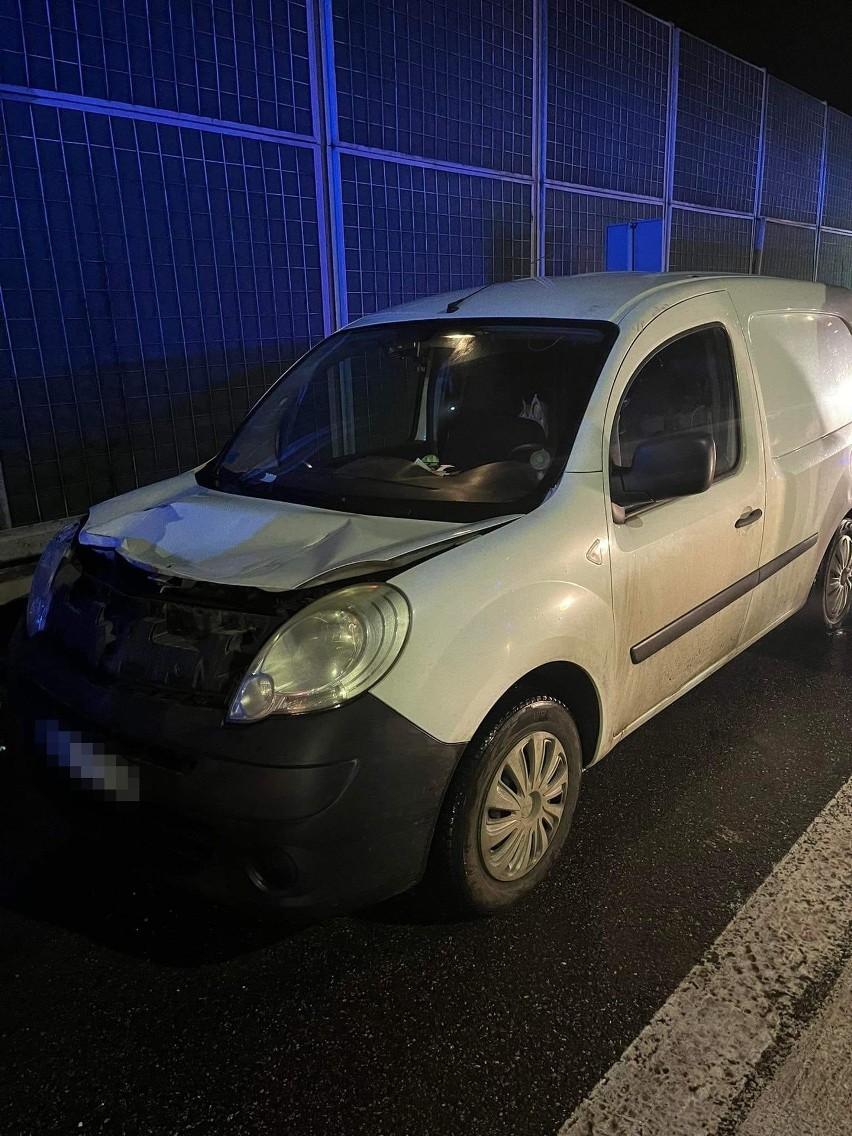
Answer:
4 623 464 917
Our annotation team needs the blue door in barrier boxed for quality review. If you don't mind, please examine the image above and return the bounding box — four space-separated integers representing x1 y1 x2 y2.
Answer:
605 219 664 271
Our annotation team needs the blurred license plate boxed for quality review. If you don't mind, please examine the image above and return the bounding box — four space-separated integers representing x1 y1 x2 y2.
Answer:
35 718 140 802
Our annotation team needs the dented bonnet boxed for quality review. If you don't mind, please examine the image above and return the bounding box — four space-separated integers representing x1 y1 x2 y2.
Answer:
79 473 515 591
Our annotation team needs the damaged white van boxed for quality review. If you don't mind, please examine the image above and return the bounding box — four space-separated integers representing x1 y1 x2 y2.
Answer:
9 273 852 917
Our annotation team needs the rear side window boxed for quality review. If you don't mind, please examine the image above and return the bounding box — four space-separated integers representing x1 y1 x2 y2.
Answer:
747 312 852 457
610 326 741 488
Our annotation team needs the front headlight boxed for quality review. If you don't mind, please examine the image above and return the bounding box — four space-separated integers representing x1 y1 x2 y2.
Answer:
228 583 411 722
26 519 81 637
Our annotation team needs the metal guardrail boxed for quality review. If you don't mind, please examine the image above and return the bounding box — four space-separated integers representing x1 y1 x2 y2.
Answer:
0 517 78 606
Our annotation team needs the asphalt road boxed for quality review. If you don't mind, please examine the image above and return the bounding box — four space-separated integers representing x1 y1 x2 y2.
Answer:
1 605 850 1136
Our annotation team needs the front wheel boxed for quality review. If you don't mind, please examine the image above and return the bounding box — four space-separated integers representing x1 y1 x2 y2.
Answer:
810 519 852 631
427 696 582 916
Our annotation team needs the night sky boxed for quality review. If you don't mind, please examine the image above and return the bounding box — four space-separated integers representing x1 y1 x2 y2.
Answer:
635 0 852 117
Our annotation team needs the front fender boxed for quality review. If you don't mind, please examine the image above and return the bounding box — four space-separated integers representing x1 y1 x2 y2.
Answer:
371 474 616 750
372 570 615 750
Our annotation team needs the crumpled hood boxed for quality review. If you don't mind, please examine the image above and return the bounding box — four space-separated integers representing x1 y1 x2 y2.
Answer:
79 474 516 591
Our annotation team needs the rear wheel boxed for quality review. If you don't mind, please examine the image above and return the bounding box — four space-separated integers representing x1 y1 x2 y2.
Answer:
810 519 852 631
427 696 582 916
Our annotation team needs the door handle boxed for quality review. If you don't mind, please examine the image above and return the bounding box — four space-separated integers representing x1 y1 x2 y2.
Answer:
735 508 763 528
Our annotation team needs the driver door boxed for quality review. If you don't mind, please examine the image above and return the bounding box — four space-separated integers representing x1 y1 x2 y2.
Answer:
605 293 765 737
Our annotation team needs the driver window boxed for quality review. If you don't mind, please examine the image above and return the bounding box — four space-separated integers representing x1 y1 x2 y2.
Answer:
610 326 741 502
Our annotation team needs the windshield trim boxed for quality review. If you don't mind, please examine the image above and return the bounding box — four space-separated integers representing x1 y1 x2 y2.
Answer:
196 317 619 522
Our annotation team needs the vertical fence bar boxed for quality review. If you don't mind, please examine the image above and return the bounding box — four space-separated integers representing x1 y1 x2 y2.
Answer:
751 68 768 274
662 26 679 270
309 0 354 450
815 102 830 281
306 4 336 341
311 0 354 448
309 0 348 330
530 0 548 277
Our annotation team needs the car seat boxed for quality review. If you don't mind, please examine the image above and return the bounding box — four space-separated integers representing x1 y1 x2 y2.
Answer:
440 369 546 470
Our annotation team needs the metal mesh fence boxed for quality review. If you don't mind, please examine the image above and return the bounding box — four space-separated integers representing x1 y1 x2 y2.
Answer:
340 154 531 320
761 79 823 225
823 109 852 231
760 222 816 280
545 190 663 275
669 209 753 273
0 99 324 525
0 0 314 138
818 231 852 288
546 0 669 196
333 0 533 174
674 35 762 213
3 0 852 526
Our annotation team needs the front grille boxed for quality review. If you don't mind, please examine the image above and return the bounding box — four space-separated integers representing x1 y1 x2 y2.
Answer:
42 545 324 708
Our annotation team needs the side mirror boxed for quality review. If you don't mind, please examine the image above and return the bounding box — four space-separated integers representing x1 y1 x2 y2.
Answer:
620 431 716 506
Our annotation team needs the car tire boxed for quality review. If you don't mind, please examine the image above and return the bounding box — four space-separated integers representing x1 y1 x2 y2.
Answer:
809 519 852 631
426 696 582 917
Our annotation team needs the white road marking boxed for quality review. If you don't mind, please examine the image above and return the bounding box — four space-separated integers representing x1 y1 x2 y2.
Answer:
558 776 852 1136
736 951 852 1136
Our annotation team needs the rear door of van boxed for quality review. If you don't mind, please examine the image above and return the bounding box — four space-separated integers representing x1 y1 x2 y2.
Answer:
604 292 766 738
738 308 852 640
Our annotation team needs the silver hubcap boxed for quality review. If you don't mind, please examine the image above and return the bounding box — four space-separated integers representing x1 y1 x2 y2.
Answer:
479 731 569 882
826 533 852 622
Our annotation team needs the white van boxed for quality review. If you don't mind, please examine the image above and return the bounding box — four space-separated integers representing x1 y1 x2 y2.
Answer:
10 273 852 917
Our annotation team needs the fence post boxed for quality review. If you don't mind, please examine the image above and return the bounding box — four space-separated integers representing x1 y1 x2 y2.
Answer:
307 0 355 449
530 0 548 278
751 69 768 274
662 26 679 271
308 0 348 332
815 103 830 281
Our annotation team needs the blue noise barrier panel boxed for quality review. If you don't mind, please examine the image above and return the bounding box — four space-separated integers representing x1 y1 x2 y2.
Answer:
340 154 531 321
674 35 762 213
0 0 314 137
547 0 669 197
3 0 852 526
668 209 753 273
761 222 816 281
760 79 824 226
818 231 852 289
823 109 852 232
333 0 534 174
0 99 324 525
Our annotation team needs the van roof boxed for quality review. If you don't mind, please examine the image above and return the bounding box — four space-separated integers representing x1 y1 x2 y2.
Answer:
348 272 846 329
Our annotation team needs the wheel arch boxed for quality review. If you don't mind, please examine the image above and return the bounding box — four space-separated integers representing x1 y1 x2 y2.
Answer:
480 661 603 769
